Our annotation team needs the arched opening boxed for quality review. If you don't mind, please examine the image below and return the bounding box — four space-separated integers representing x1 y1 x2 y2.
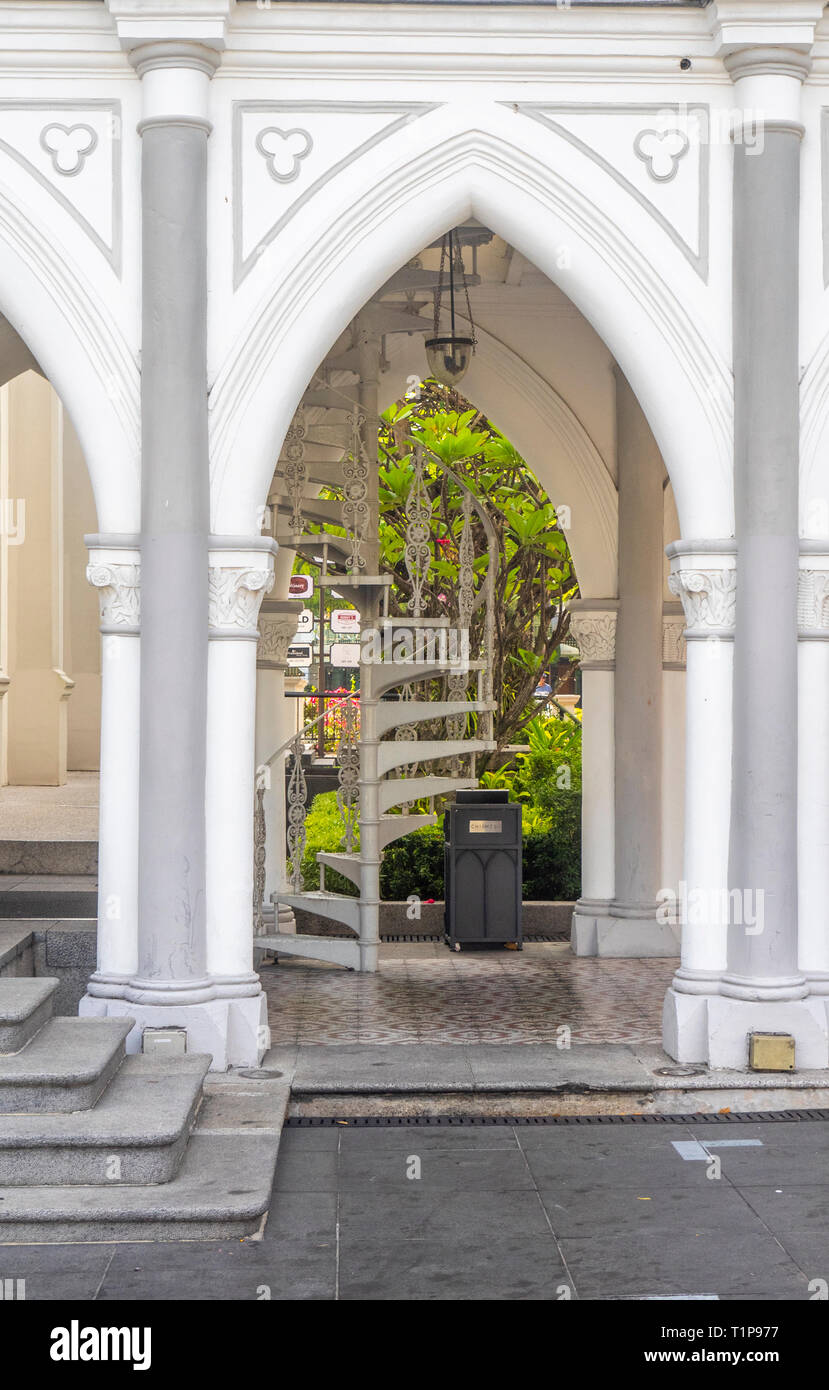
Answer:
0 272 140 998
249 219 686 1048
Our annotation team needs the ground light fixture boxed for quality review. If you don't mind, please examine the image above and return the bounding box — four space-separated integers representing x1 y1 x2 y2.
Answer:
424 228 476 386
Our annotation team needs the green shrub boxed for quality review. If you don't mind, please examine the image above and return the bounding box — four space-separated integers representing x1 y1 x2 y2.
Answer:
297 712 583 902
380 825 445 900
300 791 359 896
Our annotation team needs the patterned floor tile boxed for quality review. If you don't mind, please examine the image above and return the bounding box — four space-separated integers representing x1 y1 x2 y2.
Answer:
262 944 673 1046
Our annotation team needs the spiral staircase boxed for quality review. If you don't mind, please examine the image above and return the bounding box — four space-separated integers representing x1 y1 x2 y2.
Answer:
253 249 498 971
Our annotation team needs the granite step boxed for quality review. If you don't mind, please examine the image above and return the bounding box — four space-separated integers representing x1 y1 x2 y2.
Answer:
0 842 98 876
0 1052 210 1185
0 1130 282 1243
0 977 59 1054
0 1016 132 1113
0 874 97 919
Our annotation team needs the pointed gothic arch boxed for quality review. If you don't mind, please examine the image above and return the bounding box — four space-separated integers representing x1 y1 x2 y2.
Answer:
209 111 732 544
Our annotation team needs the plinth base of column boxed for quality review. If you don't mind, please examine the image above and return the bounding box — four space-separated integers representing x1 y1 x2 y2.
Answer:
662 987 829 1068
79 991 269 1071
805 972 829 996
570 900 611 956
84 972 136 1000
277 904 296 934
575 903 679 957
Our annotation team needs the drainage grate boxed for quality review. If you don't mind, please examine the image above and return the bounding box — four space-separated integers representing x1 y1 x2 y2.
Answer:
286 1108 829 1128
381 934 442 943
269 932 569 944
378 933 568 944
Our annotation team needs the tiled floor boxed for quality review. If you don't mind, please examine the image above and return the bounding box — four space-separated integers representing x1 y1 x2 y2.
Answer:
262 942 674 1045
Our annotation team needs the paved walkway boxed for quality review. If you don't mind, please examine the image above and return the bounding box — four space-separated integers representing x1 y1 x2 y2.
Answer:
4 1117 825 1300
0 773 99 841
262 943 674 1046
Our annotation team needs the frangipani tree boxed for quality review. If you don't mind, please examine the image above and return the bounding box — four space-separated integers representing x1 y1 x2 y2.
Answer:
378 381 578 756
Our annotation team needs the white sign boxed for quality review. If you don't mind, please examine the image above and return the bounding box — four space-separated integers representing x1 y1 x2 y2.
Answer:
287 643 313 667
331 609 361 634
295 608 315 633
288 574 313 599
330 642 360 668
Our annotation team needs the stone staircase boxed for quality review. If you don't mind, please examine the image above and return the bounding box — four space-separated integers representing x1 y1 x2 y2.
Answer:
0 977 283 1242
259 621 496 971
0 838 98 919
254 256 499 971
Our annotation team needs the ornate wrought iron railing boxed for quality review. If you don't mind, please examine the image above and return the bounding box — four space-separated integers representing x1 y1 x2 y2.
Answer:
253 691 361 935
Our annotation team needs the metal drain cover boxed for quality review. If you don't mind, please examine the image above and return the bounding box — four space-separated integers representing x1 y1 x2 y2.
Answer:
654 1065 708 1077
237 1068 284 1080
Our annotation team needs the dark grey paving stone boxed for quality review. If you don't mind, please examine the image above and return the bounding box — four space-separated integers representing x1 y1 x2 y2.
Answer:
681 1123 829 1187
537 1182 768 1240
559 1230 811 1301
519 1131 702 1190
338 1235 569 1301
263 1189 338 1242
273 1149 339 1192
338 1146 536 1193
338 1126 519 1151
736 1184 829 1252
0 1241 116 1270
339 1188 551 1240
760 1229 829 1283
5 1270 112 1301
96 1239 336 1302
277 1127 342 1152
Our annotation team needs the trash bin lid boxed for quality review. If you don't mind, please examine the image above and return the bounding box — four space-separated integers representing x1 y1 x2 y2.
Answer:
456 789 509 804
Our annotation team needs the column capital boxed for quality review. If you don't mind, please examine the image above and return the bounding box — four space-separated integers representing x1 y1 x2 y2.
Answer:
567 599 618 670
208 538 278 640
112 1 231 132
85 535 141 635
723 46 813 82
107 1 232 53
258 600 301 671
709 0 824 59
666 543 737 640
798 552 829 638
662 601 687 670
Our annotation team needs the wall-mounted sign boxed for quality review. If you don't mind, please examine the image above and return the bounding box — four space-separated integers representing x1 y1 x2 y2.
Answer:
330 642 360 669
469 820 502 834
287 643 313 667
295 608 315 633
331 609 360 635
288 574 313 599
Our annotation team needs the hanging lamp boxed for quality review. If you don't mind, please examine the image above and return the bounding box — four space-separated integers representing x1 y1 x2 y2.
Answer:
424 229 476 387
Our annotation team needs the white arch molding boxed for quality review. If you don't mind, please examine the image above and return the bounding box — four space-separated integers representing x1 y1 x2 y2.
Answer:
209 112 733 543
381 324 618 599
0 181 139 531
800 330 829 538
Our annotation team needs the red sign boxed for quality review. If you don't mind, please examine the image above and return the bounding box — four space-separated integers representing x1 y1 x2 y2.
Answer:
288 574 313 599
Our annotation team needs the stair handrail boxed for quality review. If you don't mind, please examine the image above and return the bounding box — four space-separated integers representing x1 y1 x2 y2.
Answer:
254 691 361 931
262 690 359 771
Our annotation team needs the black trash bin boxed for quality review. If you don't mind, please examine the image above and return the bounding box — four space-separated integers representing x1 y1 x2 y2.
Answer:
444 790 522 950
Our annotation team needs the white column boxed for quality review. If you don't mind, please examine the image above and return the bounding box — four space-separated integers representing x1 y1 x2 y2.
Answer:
797 552 829 993
255 601 301 925
661 602 686 897
206 541 276 1052
84 538 141 992
663 545 736 1059
569 601 617 956
596 371 669 955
